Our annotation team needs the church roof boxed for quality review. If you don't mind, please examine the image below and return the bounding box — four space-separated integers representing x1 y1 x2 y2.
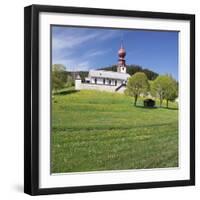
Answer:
89 70 130 80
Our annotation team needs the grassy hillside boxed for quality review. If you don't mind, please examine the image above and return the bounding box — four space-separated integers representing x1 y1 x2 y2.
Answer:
51 89 178 173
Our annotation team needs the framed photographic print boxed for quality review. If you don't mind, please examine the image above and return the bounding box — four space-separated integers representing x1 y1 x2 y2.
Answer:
24 4 195 195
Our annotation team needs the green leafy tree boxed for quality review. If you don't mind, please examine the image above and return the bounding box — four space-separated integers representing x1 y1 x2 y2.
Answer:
163 76 178 108
151 76 166 107
151 75 178 108
52 64 66 92
125 72 149 106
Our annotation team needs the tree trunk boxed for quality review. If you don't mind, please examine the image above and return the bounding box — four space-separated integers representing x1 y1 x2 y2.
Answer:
134 95 138 106
159 96 162 107
166 99 169 108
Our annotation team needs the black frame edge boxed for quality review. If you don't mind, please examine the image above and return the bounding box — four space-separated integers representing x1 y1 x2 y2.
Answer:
24 5 33 195
24 5 40 195
24 4 195 196
36 180 193 195
189 14 195 186
30 4 194 19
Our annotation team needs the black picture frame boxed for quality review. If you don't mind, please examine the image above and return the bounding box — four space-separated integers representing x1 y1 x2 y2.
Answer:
24 4 195 196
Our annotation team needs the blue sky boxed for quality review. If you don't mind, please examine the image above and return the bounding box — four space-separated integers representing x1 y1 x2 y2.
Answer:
52 26 178 79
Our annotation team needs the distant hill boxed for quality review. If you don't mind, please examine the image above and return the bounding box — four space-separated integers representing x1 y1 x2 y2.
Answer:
99 64 158 80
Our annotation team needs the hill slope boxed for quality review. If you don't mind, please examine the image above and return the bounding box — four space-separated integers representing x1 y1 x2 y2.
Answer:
51 89 178 173
100 64 158 80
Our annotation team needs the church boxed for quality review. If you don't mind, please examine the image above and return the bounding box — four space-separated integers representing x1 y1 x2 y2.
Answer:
75 43 130 93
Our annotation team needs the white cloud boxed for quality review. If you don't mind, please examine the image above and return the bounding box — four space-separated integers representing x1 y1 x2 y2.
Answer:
52 32 100 50
52 27 121 71
85 49 111 58
52 28 120 51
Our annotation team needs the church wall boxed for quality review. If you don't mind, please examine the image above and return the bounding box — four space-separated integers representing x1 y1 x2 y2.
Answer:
77 83 116 92
117 80 122 86
89 77 125 86
111 80 116 86
91 77 95 84
97 78 104 84
105 79 109 85
75 79 82 90
75 82 126 94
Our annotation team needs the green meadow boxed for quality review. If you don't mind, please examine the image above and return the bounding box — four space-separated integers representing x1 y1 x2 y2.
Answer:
51 88 178 173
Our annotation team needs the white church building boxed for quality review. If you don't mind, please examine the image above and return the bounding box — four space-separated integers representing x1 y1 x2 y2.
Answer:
75 43 130 93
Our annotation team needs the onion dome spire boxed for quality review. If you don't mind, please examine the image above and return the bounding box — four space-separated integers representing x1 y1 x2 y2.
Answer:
118 41 126 66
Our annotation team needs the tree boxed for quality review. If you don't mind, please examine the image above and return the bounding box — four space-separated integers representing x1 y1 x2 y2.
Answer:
151 75 178 108
142 68 159 80
163 76 178 108
52 64 66 92
125 72 149 106
151 76 166 107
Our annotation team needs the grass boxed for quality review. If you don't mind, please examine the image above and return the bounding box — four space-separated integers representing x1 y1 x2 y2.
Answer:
51 88 178 173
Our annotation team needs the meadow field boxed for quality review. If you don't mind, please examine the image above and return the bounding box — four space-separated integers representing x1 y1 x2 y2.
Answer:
51 88 178 173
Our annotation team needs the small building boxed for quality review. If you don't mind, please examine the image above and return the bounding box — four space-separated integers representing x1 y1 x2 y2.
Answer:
75 42 130 93
143 99 155 108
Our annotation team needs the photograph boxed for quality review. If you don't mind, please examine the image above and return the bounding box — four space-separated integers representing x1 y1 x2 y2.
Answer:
24 5 195 195
50 26 179 174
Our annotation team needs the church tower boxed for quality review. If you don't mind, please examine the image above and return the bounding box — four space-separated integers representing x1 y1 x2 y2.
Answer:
117 42 126 73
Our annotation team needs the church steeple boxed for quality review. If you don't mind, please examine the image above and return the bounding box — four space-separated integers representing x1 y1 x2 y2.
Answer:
117 41 126 73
